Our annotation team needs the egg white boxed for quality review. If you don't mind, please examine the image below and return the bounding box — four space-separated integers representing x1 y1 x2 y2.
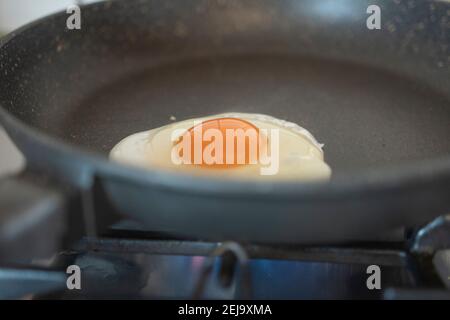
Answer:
110 113 331 181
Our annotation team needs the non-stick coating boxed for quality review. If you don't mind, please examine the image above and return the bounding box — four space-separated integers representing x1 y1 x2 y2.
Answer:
1 0 448 175
0 0 449 243
61 56 450 173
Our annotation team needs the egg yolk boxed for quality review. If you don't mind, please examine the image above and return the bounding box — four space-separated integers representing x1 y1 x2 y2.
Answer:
176 118 265 168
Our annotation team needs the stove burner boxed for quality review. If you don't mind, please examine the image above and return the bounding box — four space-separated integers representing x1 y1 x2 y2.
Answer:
1 215 449 299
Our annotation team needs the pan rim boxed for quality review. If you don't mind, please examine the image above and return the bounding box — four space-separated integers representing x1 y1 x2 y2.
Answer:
2 86 450 199
1 2 450 199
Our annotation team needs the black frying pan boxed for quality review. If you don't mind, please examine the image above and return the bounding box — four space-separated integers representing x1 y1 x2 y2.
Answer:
0 0 449 246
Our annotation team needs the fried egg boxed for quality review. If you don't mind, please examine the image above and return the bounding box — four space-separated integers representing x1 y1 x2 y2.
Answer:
110 113 331 181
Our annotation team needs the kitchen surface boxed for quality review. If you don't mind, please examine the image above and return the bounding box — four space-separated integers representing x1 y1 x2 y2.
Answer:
0 128 23 175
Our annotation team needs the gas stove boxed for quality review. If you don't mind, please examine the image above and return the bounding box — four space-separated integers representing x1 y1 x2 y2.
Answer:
1 215 449 300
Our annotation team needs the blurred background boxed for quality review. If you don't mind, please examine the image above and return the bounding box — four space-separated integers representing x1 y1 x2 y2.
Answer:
0 0 103 175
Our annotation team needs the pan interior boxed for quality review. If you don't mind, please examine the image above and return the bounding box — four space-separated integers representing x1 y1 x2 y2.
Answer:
54 55 450 173
3 53 450 174
1 1 449 176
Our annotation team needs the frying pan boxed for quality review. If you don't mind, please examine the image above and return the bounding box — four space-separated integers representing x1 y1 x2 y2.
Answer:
0 0 449 248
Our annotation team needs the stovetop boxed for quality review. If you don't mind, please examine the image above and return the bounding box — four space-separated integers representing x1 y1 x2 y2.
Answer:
56 239 414 299
0 216 450 299
1 215 450 300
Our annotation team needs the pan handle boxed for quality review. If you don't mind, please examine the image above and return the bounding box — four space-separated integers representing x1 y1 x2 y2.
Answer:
0 171 74 263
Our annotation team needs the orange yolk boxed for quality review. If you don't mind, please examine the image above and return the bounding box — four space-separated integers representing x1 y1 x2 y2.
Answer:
176 118 265 168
